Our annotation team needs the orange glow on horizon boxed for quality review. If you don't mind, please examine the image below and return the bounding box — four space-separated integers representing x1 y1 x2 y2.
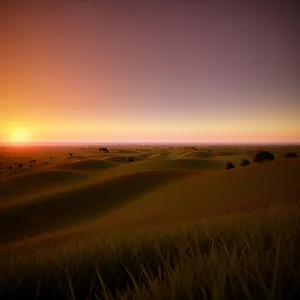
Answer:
0 2 299 145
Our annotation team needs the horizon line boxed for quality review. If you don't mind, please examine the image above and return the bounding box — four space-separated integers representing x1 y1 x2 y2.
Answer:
1 141 300 146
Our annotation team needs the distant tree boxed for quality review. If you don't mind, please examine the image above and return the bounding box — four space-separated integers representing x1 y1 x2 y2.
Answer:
240 158 250 167
68 152 73 158
99 147 109 153
18 163 23 169
126 156 135 162
284 152 298 158
253 151 275 163
225 162 235 170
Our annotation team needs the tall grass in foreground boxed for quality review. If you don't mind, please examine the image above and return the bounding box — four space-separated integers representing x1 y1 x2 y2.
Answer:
1 201 300 300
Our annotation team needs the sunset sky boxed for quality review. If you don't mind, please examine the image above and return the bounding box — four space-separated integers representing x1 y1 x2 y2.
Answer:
0 0 299 144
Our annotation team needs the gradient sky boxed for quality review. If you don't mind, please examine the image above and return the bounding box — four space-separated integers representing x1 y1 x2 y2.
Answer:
0 0 299 143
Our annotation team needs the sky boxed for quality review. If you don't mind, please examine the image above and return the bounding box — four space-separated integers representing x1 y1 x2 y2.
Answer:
0 0 299 144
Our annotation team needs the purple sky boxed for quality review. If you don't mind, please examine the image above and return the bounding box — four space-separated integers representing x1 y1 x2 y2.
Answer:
1 0 299 143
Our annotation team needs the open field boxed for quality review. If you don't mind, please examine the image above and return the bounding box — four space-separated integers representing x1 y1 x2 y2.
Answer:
1 144 300 299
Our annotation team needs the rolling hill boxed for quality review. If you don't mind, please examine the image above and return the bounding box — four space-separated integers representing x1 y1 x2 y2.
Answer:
1 157 299 247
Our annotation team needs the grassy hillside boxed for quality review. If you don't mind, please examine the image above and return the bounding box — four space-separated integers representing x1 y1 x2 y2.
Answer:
112 157 225 172
0 169 199 245
1 158 299 248
0 169 88 207
55 159 117 171
1 201 299 300
1 145 300 299
93 158 300 229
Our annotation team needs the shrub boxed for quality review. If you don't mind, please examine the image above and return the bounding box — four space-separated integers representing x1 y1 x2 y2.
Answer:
225 162 235 170
284 152 298 158
68 153 73 158
8 166 12 170
18 163 23 169
126 156 135 163
99 147 109 153
240 158 250 167
253 151 275 163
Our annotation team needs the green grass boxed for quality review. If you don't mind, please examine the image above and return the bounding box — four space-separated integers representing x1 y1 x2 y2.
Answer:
1 201 299 300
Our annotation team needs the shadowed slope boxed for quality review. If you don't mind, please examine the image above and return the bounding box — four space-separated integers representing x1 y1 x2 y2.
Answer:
0 170 199 245
0 167 34 179
0 170 88 206
0 158 221 207
4 158 300 250
100 158 300 227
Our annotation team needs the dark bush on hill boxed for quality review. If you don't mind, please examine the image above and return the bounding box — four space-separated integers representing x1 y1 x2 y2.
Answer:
240 159 250 167
18 163 23 169
99 147 109 153
126 156 135 162
225 162 235 170
253 151 275 163
284 152 298 158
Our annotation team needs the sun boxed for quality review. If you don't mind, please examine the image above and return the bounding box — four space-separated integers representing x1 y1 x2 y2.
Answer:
10 128 31 143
